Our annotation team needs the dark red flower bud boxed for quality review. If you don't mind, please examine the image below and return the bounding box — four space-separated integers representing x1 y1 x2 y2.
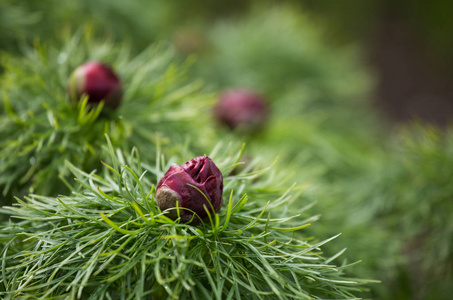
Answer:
68 62 122 110
214 89 270 133
156 156 223 223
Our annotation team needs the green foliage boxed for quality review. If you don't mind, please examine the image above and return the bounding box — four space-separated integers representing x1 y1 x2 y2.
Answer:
197 4 372 114
189 4 453 299
192 4 381 175
302 123 453 299
0 142 366 299
0 31 214 199
362 124 453 298
6 1 452 299
0 0 250 55
0 0 177 53
0 0 41 52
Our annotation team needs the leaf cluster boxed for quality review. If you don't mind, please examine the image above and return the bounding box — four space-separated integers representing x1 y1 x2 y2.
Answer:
195 4 373 116
358 124 453 297
193 6 453 298
0 141 366 299
299 122 453 299
0 31 213 199
0 2 382 298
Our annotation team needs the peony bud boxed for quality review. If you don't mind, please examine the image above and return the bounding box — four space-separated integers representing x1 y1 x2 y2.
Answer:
68 62 122 110
214 89 269 133
156 156 223 223
172 28 207 54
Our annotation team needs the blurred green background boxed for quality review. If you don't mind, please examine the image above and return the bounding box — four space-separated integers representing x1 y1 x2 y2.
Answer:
1 0 453 299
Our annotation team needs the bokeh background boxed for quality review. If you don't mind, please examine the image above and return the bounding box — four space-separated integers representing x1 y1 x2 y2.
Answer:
1 0 453 299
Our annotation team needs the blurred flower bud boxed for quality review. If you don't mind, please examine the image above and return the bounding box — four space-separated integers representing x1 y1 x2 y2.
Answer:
172 28 208 54
68 62 122 110
156 156 223 223
214 89 270 133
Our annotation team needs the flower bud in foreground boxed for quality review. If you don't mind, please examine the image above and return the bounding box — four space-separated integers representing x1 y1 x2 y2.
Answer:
68 62 123 110
214 89 270 133
156 156 223 224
